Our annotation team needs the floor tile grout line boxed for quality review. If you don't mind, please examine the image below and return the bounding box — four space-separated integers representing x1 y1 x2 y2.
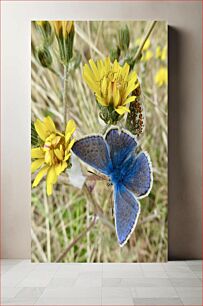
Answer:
33 262 61 305
2 260 37 290
166 270 202 305
164 260 200 277
101 263 103 305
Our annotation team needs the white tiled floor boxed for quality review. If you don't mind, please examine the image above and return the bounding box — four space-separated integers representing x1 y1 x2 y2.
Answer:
1 260 202 305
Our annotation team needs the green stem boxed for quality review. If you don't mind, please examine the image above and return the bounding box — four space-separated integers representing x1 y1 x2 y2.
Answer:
63 64 69 129
48 66 63 79
134 21 157 62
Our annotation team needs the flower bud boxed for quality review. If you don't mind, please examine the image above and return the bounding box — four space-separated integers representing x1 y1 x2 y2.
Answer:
35 21 53 46
110 46 121 62
118 25 130 51
36 46 52 68
51 21 75 65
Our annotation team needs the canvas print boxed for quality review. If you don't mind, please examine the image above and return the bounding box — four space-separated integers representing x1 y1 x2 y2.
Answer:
31 21 168 262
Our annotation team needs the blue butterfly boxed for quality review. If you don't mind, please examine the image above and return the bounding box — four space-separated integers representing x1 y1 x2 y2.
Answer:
72 128 153 247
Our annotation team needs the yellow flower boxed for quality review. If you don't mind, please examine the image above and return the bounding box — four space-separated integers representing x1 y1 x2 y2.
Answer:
142 50 153 62
155 67 168 87
161 45 167 61
156 46 162 59
31 116 76 196
83 57 139 115
51 21 74 38
156 45 167 61
136 38 151 51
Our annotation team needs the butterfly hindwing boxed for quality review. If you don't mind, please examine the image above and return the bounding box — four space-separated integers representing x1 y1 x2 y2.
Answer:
72 135 112 175
105 128 138 167
114 184 140 246
123 151 152 198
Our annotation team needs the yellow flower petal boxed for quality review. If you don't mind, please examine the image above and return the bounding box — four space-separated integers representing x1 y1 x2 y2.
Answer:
123 83 136 101
65 119 76 143
44 116 56 134
107 82 112 103
61 161 67 172
31 148 44 159
122 63 130 80
34 119 47 141
65 21 74 35
54 149 63 161
123 96 136 105
96 95 108 106
32 165 49 187
56 130 64 137
83 64 99 93
67 138 75 152
64 153 71 161
83 76 98 93
115 106 130 115
101 78 107 96
47 184 53 196
113 84 120 107
45 133 55 143
127 71 138 83
89 59 100 80
55 161 67 175
65 132 72 144
52 21 62 36
45 151 52 164
112 59 119 72
96 59 103 72
65 119 76 135
31 159 44 173
52 135 61 146
46 166 57 186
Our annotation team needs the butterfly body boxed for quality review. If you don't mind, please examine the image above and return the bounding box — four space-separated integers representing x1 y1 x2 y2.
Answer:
72 128 153 246
109 153 133 185
109 166 123 186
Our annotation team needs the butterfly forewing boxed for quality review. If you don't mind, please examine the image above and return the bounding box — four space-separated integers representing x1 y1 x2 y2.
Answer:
105 128 138 167
72 135 112 175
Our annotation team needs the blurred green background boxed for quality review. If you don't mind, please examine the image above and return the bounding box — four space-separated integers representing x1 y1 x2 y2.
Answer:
31 21 168 262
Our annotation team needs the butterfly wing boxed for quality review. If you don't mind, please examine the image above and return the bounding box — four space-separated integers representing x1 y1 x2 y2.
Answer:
114 184 140 247
72 135 112 175
123 151 153 198
105 128 137 167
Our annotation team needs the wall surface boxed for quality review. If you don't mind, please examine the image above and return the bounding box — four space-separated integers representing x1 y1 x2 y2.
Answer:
1 1 202 259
